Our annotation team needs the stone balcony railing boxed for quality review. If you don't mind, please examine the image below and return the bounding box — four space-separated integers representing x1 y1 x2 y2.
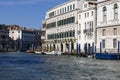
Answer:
97 19 120 27
83 29 93 33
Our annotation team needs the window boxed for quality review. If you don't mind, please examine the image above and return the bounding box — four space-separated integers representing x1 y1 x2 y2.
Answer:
79 24 81 30
102 39 105 48
70 5 72 10
67 6 69 11
54 11 56 16
87 12 89 17
57 10 59 15
92 21 93 29
85 22 86 29
103 6 107 21
73 30 75 37
65 7 66 12
84 4 87 8
113 39 117 48
60 9 62 14
79 14 81 19
85 13 86 18
114 4 118 20
49 12 54 17
102 29 106 36
73 4 75 9
47 22 56 28
113 28 117 35
57 16 75 26
91 11 93 16
62 8 64 13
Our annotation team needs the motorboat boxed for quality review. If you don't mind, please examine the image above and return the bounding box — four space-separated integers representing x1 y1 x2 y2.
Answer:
34 51 41 54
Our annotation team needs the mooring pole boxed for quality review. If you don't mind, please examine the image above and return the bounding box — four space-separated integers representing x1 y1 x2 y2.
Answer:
76 43 78 57
100 42 102 53
79 44 81 57
118 41 120 53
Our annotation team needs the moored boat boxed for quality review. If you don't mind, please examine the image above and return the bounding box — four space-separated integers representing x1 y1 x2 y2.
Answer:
26 50 34 53
34 51 41 54
95 53 120 60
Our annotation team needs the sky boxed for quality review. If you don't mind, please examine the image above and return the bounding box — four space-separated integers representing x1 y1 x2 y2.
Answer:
0 0 67 29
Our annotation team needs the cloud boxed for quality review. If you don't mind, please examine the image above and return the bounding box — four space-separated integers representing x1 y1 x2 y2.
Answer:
0 0 51 6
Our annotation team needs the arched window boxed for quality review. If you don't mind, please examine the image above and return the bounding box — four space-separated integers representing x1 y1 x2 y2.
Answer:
114 3 118 9
103 6 107 21
114 4 118 20
103 6 106 11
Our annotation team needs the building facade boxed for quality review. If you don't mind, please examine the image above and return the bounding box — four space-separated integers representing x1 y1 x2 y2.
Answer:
45 0 84 53
41 20 46 51
77 1 97 54
8 25 41 51
96 0 120 53
8 25 22 51
34 29 41 49
0 24 10 51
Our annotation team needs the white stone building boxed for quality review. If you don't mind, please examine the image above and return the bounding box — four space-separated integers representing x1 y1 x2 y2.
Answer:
77 1 97 54
8 25 35 51
96 0 120 53
45 0 85 53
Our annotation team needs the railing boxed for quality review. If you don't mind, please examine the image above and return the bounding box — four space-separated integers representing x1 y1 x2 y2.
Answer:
97 21 107 27
108 19 119 25
83 29 93 33
97 19 120 27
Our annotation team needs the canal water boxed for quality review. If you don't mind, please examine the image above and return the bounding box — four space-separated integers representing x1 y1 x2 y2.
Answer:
0 52 120 80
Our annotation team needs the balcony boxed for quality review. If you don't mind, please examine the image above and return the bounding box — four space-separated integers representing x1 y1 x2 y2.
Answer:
108 19 119 25
97 21 107 27
97 19 120 27
83 29 93 33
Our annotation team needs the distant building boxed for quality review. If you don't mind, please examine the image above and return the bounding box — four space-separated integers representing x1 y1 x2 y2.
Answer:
0 24 11 51
96 0 120 53
8 25 22 51
34 29 41 49
8 25 41 51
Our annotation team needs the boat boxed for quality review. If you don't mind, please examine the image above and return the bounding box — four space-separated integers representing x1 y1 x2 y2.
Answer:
44 51 62 55
55 51 62 55
44 51 55 55
34 51 41 54
26 50 34 53
95 53 120 60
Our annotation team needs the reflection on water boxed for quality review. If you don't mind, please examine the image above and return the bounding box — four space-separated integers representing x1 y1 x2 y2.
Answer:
0 52 120 80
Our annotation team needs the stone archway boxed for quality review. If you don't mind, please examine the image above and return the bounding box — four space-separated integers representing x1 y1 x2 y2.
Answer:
71 42 74 53
61 43 63 52
53 44 55 51
88 43 91 55
50 44 52 51
47 44 49 51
